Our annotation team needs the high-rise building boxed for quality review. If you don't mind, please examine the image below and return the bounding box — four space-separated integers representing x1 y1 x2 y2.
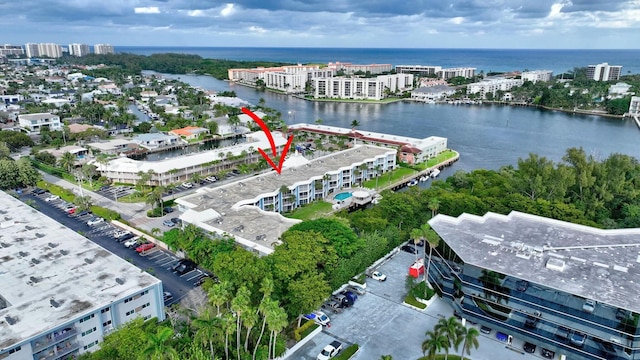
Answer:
24 43 39 58
0 45 24 57
428 210 640 360
68 43 90 57
521 70 553 83
36 43 62 58
586 63 622 81
93 44 114 55
0 191 165 360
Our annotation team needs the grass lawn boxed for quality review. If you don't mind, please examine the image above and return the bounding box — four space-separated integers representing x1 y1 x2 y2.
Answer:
117 192 147 203
285 201 333 221
363 167 417 189
418 355 466 360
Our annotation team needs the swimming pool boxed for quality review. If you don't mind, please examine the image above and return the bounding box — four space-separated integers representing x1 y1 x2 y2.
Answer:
335 192 352 201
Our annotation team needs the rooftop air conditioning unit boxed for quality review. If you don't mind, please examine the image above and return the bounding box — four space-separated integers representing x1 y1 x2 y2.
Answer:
546 258 566 272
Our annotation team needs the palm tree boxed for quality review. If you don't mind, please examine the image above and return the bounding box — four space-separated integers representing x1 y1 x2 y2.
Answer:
434 316 463 360
375 164 383 189
193 309 223 359
74 195 93 212
380 356 393 360
142 326 179 360
58 151 76 173
145 186 164 214
266 306 288 359
410 227 424 263
458 326 480 360
428 198 440 218
137 170 152 192
350 119 360 129
232 287 251 360
243 307 258 351
253 298 277 360
81 163 97 187
151 228 161 237
421 329 448 360
208 281 230 316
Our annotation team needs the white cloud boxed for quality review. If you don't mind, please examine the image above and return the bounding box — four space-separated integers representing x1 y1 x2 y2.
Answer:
248 25 266 33
220 3 235 17
449 17 464 24
187 9 204 17
134 6 160 14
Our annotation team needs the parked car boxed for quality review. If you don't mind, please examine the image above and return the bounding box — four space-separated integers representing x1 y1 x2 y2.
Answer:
303 311 331 327
401 245 417 254
163 292 173 303
523 342 536 353
136 243 156 253
45 194 60 202
75 210 91 217
163 219 175 227
524 311 541 328
570 331 587 347
370 271 387 281
480 325 492 334
331 294 353 308
117 233 136 243
170 218 182 225
172 259 197 275
541 348 555 359
340 291 358 304
163 206 174 213
205 176 217 182
113 230 131 239
32 188 47 195
317 341 342 360
347 285 366 295
516 280 529 292
123 237 140 248
87 217 105 226
181 182 193 188
321 300 345 314
583 299 596 313
412 239 425 247
65 206 76 214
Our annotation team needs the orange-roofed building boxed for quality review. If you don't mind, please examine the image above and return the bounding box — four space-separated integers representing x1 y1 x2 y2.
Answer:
168 126 209 140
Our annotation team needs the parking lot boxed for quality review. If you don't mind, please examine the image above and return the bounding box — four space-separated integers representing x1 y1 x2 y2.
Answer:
95 185 135 201
293 249 540 360
24 190 210 306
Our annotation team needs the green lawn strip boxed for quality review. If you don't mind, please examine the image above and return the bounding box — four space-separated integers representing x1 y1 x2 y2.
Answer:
418 355 465 360
363 167 417 189
285 201 333 220
425 150 458 167
333 344 359 360
404 294 427 309
299 322 320 340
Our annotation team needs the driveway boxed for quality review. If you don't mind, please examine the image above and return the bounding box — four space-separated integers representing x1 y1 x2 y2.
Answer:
293 250 540 360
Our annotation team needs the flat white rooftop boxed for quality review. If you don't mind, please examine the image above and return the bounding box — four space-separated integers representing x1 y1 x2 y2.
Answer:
0 191 161 349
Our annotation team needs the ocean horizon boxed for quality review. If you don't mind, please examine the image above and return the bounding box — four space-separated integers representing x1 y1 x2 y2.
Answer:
116 46 640 75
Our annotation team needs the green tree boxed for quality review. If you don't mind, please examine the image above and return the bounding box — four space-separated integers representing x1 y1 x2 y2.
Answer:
287 272 331 327
16 157 40 188
0 142 9 159
74 195 93 211
208 280 231 316
458 326 480 360
434 316 463 360
142 326 179 360
0 159 19 190
193 308 223 359
58 151 76 173
421 329 449 360
82 163 98 187
231 286 251 360
145 186 164 213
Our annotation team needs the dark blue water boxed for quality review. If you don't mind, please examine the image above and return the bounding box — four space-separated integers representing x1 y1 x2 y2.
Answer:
154 72 640 177
120 47 640 75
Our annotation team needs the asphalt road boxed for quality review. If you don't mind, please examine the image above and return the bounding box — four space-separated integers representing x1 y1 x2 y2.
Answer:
20 192 204 306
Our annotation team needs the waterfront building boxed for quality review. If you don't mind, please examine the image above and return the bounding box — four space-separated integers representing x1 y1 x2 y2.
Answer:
24 43 39 58
428 211 640 360
396 65 442 76
68 43 90 57
608 82 633 99
18 112 62 133
0 45 24 57
629 96 640 116
176 144 398 255
131 133 182 150
327 62 393 74
263 67 334 93
410 85 456 103
93 44 114 54
227 64 325 87
521 70 553 83
467 78 524 98
311 74 414 100
168 126 210 140
438 67 476 80
587 63 622 81
0 192 164 360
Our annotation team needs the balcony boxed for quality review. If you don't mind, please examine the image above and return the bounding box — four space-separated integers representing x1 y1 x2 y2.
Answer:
33 339 79 360
32 328 77 353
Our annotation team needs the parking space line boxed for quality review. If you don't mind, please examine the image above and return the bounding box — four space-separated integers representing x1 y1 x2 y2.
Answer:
159 258 179 267
186 271 203 281
179 270 197 277
148 253 165 260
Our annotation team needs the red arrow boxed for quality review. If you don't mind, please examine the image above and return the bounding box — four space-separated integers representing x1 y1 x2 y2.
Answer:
241 107 294 174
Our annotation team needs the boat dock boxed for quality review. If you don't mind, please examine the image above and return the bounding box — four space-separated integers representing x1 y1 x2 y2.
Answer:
388 153 459 192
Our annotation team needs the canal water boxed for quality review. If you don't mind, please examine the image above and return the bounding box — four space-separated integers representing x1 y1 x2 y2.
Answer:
151 73 640 178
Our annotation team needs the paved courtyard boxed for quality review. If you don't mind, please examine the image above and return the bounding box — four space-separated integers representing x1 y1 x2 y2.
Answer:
293 249 541 360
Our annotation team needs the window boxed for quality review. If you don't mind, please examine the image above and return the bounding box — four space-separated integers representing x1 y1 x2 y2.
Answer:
143 315 151 320
83 340 99 350
79 314 95 323
82 327 97 336
8 346 21 354
126 309 135 316
100 308 110 313
124 297 134 303
140 290 149 296
102 320 112 327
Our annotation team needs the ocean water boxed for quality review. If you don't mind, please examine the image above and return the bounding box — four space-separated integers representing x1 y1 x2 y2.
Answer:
117 47 640 75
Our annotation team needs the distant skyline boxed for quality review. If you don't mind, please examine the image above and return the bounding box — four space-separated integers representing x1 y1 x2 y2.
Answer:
1 0 640 49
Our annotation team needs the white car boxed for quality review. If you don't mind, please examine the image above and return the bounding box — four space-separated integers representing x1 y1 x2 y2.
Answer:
317 341 342 360
371 271 387 282
44 195 60 202
583 299 596 313
181 182 194 188
113 230 131 239
87 217 105 226
205 176 217 182
303 311 331 326
123 237 140 248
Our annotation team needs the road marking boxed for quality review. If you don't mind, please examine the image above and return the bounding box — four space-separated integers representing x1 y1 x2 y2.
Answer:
159 258 179 267
148 253 165 260
186 272 203 281
179 270 197 277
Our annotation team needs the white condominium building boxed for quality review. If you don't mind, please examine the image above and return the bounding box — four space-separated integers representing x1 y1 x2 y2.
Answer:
327 62 393 74
264 68 334 93
0 192 164 360
521 70 553 83
629 96 640 116
68 43 90 57
18 113 62 133
93 44 114 55
438 67 476 80
0 45 24 56
587 63 622 81
312 74 414 100
396 65 442 76
467 78 524 98
24 43 39 58
35 43 63 58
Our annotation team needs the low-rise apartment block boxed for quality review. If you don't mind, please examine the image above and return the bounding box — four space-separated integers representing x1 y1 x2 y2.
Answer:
396 65 442 76
0 192 164 360
410 85 456 103
467 78 524 98
327 62 393 74
311 74 414 100
438 67 476 80
18 112 62 133
428 211 640 360
0 45 24 57
521 70 553 83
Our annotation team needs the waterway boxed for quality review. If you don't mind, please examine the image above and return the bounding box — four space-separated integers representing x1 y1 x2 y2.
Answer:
154 73 640 178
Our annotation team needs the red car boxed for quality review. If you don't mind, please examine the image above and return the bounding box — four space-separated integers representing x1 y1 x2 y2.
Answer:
136 243 156 253
66 207 76 214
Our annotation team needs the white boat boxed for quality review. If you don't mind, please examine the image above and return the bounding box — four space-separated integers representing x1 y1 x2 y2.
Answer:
430 169 441 178
407 179 419 187
419 176 429 182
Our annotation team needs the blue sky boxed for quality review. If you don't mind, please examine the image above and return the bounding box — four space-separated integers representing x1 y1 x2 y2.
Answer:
1 0 639 48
